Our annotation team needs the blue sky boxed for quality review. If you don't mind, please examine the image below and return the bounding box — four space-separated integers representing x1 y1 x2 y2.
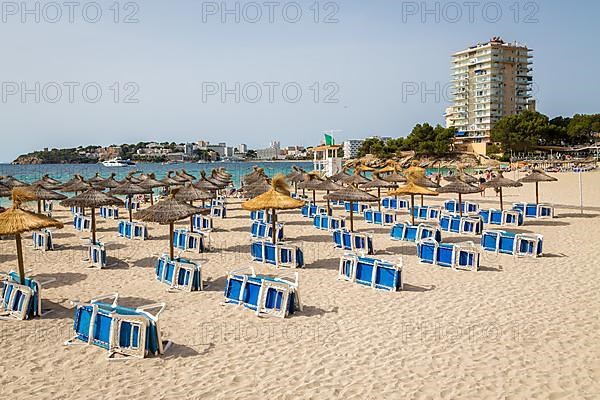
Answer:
0 0 598 162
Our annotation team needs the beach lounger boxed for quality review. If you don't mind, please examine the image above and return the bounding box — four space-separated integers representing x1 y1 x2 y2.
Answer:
412 206 442 221
338 253 403 292
478 209 524 226
344 202 369 214
250 220 284 242
512 202 554 219
70 206 84 215
301 204 327 218
99 206 119 220
332 229 374 255
85 240 108 268
291 193 309 201
439 214 483 235
363 209 396 226
155 255 203 291
124 198 141 211
223 267 302 318
117 220 148 240
250 210 272 222
210 205 226 218
381 197 409 211
444 199 480 214
416 238 479 271
390 221 442 243
250 240 304 268
0 271 54 320
211 199 225 207
192 214 213 231
481 229 543 258
43 200 54 216
32 229 54 251
73 214 92 232
173 229 208 253
330 199 344 206
65 293 170 359
313 213 345 231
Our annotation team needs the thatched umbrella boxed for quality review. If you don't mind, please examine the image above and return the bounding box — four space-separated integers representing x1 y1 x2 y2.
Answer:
139 173 166 205
31 176 61 190
286 166 306 195
60 176 90 194
161 172 184 188
436 179 482 217
1 176 28 188
177 169 197 181
24 183 67 213
134 196 201 259
314 179 342 214
41 174 62 185
87 173 106 186
242 175 305 243
445 168 478 184
122 170 143 184
325 186 378 231
0 182 12 198
243 180 272 198
212 168 232 183
298 173 324 204
61 189 123 244
410 175 440 206
388 182 439 224
211 169 231 186
109 178 152 222
330 169 352 183
0 188 63 284
517 169 558 203
342 173 370 187
98 173 120 190
361 176 397 211
481 172 522 210
195 171 222 192
173 184 214 230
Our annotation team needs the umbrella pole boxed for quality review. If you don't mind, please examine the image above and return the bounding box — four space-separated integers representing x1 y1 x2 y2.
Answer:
129 195 133 222
420 194 424 207
410 195 415 225
150 190 154 205
535 182 539 204
37 200 42 214
15 233 25 285
271 208 277 244
91 207 97 244
499 187 503 210
190 201 194 230
350 201 354 232
313 190 316 204
459 193 463 217
169 222 174 260
294 182 297 195
378 188 381 211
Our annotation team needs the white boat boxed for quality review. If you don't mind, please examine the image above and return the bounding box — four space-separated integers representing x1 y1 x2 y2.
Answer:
102 158 136 167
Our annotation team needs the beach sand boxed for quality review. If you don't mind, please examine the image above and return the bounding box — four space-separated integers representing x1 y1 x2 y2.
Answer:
1 171 599 399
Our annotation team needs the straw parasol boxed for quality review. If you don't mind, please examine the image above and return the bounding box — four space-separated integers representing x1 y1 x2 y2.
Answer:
195 171 222 192
87 173 106 185
134 196 202 259
0 182 12 198
98 173 120 189
243 180 272 198
298 173 324 204
177 169 197 181
139 173 167 205
286 166 306 194
0 188 64 284
361 175 397 211
330 169 352 183
122 170 143 184
61 189 123 244
241 175 305 243
388 182 439 224
410 175 440 206
24 183 67 213
313 179 342 215
161 171 184 188
173 184 214 230
109 178 152 222
38 174 62 186
341 172 371 187
480 172 522 210
211 169 231 186
1 176 29 188
31 176 61 190
517 169 558 203
325 186 378 231
60 176 90 194
436 179 482 217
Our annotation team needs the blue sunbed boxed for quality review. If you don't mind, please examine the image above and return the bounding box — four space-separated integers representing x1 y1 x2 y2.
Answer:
192 214 213 231
301 204 326 218
73 214 92 232
412 206 442 221
173 229 208 253
117 220 148 240
481 229 543 257
478 209 524 226
250 210 272 222
439 214 483 235
332 229 374 255
32 229 54 251
0 271 46 320
99 206 119 220
363 209 396 226
390 221 442 243
344 202 369 214
338 254 403 291
381 197 410 211
250 220 284 241
444 199 480 214
417 238 479 271
211 205 226 218
313 213 345 231
155 255 203 291
250 240 304 268
512 202 554 219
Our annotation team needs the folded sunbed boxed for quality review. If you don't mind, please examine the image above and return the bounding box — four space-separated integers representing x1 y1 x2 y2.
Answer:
192 214 213 231
211 205 226 218
512 202 554 219
344 202 369 214
99 206 119 220
0 271 54 320
173 229 208 253
117 220 148 240
444 199 480 214
412 206 442 221
73 214 92 232
390 221 442 243
250 220 284 241
250 240 304 268
32 229 54 251
313 213 345 231
332 229 374 255
301 204 327 218
381 197 410 211
478 209 524 226
338 253 403 291
417 238 479 271
250 210 272 222
363 209 396 226
481 229 543 257
155 255 203 291
86 240 108 268
439 214 483 235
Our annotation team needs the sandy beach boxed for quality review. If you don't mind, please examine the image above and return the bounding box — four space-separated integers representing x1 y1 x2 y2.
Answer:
1 171 599 400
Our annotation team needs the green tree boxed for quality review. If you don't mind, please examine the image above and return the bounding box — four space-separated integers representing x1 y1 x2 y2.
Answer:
491 111 551 152
567 114 600 143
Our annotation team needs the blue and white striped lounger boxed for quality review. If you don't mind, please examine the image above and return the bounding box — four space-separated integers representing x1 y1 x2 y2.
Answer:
301 204 327 218
381 197 410 211
412 206 442 221
439 214 483 235
313 213 345 231
192 214 213 231
250 240 304 268
250 210 272 222
155 255 203 291
512 202 554 219
478 209 524 226
32 229 54 251
211 205 226 218
390 221 442 244
173 229 208 253
73 214 92 232
117 220 148 240
66 293 170 359
332 229 374 255
0 271 53 320
224 267 302 318
344 202 369 214
86 240 108 268
481 229 543 258
43 200 54 213
338 253 403 291
417 238 480 271
363 209 396 226
444 199 480 214
70 206 84 215
124 198 141 211
250 220 284 241
99 206 119 220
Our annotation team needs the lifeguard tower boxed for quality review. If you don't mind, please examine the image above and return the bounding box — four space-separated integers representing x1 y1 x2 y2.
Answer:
313 131 342 177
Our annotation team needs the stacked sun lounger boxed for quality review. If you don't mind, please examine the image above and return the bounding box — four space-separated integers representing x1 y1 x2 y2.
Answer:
155 255 203 291
250 220 284 242
344 202 369 214
412 206 442 221
0 271 45 320
512 202 554 219
439 214 483 235
192 214 213 231
291 193 309 201
416 238 480 271
224 267 302 318
210 205 227 218
250 240 304 268
444 199 480 214
363 209 396 226
390 221 442 244
32 229 54 251
66 293 170 359
478 209 524 226
173 229 208 254
381 197 410 211
211 198 225 207
330 199 344 206
313 213 345 231
87 240 108 268
301 204 327 218
70 206 84 215
124 198 141 211
117 220 148 240
250 210 272 223
43 200 54 216
99 206 119 220
338 254 403 292
481 229 543 257
73 214 92 232
332 229 374 255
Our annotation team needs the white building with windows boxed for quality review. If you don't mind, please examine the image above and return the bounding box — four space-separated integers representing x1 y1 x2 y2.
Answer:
342 139 364 159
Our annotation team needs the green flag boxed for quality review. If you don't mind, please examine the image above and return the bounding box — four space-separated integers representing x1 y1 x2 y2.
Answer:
324 134 334 146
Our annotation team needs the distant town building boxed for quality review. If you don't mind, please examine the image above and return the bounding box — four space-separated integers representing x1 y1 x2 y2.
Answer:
236 144 248 154
256 141 282 160
184 143 195 156
343 139 364 159
446 37 534 155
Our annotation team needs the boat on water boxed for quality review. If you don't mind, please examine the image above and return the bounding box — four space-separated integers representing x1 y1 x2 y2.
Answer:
101 158 136 167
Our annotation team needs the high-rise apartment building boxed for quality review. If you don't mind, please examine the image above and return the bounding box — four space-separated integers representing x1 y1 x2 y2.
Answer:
445 37 534 155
